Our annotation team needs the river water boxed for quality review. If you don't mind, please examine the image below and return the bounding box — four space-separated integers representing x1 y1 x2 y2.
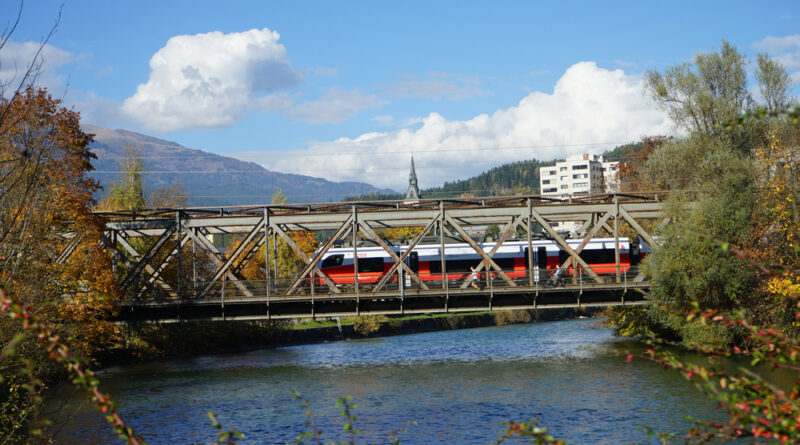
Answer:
51 318 723 444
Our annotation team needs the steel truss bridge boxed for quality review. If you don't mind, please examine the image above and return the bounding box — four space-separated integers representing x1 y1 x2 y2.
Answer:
63 194 669 322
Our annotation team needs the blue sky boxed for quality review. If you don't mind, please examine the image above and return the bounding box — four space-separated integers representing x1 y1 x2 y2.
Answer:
2 1 799 192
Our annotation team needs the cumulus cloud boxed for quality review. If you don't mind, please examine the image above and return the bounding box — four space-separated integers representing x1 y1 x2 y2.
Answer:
262 62 671 191
0 41 72 95
121 28 301 132
287 88 386 124
754 34 800 69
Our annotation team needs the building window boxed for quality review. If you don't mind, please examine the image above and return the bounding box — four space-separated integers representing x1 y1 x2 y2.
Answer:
572 164 588 170
543 187 558 193
559 166 567 172
560 184 568 189
549 170 556 175
572 173 588 179
574 182 589 188
560 175 567 181
542 179 550 185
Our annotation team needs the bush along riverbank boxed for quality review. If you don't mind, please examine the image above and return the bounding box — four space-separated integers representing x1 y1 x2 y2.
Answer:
107 307 594 366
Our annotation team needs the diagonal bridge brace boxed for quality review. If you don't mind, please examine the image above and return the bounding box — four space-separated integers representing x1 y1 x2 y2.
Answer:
188 228 254 298
558 211 614 270
360 220 430 292
103 232 169 298
372 213 440 292
445 214 517 287
199 220 264 298
282 216 351 295
120 225 177 291
459 212 527 289
529 208 604 284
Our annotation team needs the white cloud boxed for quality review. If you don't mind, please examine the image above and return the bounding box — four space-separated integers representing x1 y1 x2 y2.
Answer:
0 41 72 95
262 62 672 191
382 73 488 101
286 88 386 124
121 28 301 132
754 34 800 69
370 114 393 124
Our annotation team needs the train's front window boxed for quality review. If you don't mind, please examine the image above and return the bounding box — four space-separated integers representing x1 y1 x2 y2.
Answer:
321 255 344 268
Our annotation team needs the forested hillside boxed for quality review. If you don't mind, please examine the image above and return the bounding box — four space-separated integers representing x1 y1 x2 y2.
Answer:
346 158 552 201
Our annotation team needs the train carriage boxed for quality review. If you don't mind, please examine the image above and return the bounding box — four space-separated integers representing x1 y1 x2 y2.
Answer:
314 237 648 286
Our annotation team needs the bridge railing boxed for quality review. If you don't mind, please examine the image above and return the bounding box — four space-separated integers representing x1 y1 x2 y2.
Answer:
125 266 645 304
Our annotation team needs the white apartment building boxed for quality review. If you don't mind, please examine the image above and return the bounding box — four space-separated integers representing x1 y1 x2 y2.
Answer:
539 153 620 234
540 153 608 197
602 160 620 192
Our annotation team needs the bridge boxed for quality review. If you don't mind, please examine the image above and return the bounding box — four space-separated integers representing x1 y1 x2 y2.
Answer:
66 194 670 322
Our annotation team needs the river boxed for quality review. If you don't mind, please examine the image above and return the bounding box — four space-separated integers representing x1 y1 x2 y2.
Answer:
50 318 724 444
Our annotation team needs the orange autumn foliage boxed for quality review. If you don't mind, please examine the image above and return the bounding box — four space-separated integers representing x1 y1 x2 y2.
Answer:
0 88 120 363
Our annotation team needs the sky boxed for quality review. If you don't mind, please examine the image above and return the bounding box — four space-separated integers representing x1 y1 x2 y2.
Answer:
2 1 799 195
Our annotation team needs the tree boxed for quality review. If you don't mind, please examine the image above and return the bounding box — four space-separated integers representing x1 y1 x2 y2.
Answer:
756 53 792 113
99 145 145 211
149 183 188 208
0 88 120 442
646 40 750 138
609 46 795 349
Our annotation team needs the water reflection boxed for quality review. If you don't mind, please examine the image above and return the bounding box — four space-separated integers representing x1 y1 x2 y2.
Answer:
51 318 723 444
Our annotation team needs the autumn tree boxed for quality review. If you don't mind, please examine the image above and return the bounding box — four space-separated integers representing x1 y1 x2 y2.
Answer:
149 183 188 208
0 88 120 441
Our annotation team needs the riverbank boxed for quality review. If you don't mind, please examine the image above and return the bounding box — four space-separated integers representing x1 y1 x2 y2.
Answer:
107 307 595 367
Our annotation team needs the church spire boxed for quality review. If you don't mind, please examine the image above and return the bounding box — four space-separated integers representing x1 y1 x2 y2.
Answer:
405 155 420 200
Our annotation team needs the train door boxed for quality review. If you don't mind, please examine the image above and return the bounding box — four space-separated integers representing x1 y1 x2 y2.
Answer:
404 251 419 288
537 247 547 269
407 251 419 273
630 239 641 266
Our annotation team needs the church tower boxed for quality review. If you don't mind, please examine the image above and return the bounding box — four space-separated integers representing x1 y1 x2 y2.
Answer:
405 156 420 200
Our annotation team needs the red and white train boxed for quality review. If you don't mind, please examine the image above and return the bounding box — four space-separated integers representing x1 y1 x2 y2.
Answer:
315 237 649 285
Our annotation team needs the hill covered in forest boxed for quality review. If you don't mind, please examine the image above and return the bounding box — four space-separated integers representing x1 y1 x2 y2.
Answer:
84 125 394 206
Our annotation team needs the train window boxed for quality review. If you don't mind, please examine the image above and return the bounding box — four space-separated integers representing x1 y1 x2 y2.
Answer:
494 258 516 270
321 255 344 268
357 257 384 273
430 258 514 273
559 249 617 265
579 249 616 264
537 247 547 268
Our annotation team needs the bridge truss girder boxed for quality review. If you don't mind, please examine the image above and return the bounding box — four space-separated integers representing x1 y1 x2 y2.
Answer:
86 194 670 321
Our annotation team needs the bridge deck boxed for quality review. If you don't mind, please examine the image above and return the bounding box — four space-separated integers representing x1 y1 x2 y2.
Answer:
117 280 649 322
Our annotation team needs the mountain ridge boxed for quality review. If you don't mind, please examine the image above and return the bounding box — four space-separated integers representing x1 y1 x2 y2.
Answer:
84 124 395 206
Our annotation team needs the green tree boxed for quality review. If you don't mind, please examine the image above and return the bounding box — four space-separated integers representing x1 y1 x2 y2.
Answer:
646 40 750 138
101 145 146 211
756 52 792 113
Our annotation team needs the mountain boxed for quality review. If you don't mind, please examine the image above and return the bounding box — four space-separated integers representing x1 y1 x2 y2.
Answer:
83 125 395 206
